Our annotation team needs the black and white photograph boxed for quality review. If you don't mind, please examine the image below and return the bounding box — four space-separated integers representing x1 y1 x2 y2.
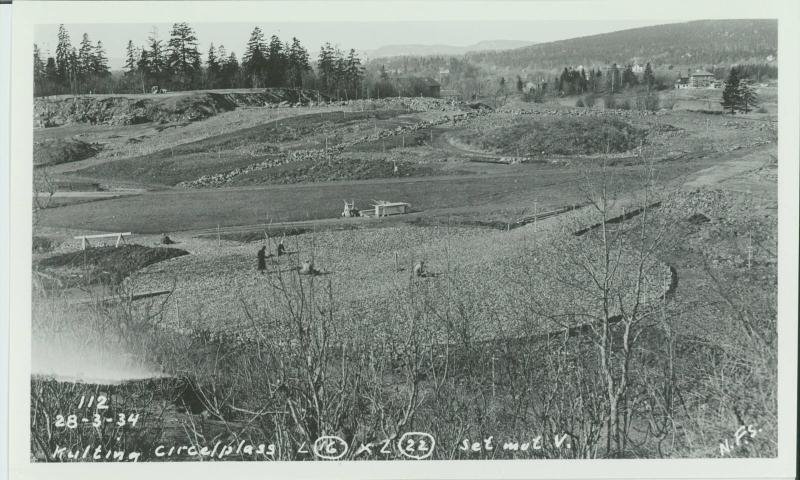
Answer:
3 1 798 478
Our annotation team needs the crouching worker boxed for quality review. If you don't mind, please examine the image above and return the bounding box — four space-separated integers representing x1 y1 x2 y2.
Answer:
413 260 425 277
299 260 320 276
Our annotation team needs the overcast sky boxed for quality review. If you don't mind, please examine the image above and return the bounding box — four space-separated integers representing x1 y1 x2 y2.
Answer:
34 20 670 70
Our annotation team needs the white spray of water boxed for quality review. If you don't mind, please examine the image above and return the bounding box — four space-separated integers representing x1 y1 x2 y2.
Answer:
32 335 167 385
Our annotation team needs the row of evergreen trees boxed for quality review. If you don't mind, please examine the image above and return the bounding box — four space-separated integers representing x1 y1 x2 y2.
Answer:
33 26 110 96
34 23 366 99
495 62 661 100
555 63 657 96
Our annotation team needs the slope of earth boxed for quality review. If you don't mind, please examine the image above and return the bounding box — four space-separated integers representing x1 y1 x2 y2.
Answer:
451 115 646 157
35 244 189 288
34 89 323 128
33 105 353 188
33 138 102 167
125 216 670 343
65 109 445 187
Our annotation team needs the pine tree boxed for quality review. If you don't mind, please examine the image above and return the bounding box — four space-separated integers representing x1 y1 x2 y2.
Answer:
92 41 109 77
345 48 363 99
136 49 151 93
77 33 95 79
242 27 265 65
124 40 138 76
317 42 336 95
265 34 286 87
333 48 347 99
720 66 742 114
206 43 220 88
45 57 57 81
579 68 587 93
243 27 268 87
147 28 166 87
55 25 73 85
286 37 310 88
33 44 46 92
593 69 603 93
606 63 620 94
739 79 759 113
67 47 79 93
167 22 201 90
643 62 655 90
222 52 240 89
621 64 638 89
516 75 523 92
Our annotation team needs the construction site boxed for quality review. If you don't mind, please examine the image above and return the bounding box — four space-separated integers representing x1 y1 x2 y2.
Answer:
30 80 778 461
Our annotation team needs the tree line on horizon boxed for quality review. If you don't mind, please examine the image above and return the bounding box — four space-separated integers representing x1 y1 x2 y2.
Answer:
464 19 777 71
552 62 659 96
33 23 371 100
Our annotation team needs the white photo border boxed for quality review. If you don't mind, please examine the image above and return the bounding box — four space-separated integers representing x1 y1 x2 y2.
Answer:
7 1 798 479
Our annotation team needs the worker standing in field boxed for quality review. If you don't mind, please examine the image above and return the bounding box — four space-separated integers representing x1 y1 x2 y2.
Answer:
277 239 286 256
257 246 267 272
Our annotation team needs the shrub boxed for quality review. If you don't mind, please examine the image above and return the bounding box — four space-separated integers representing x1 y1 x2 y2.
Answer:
603 95 616 109
32 236 54 253
660 96 677 110
575 98 585 108
635 93 660 112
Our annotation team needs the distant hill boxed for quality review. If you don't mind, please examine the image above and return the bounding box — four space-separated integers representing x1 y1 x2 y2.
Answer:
464 20 777 70
365 40 536 59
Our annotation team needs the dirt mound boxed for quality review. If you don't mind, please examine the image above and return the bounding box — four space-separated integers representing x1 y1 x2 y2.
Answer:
455 116 646 157
34 89 324 128
34 93 237 127
33 138 101 167
37 244 189 287
687 213 711 225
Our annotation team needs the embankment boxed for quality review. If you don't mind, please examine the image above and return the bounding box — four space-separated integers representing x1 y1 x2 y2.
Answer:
34 89 323 128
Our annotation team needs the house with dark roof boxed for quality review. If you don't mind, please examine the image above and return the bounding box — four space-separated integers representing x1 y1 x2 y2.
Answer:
674 74 690 89
689 69 716 88
419 77 441 97
394 76 442 98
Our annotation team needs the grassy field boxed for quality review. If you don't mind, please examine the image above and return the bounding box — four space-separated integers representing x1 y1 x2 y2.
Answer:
35 156 719 234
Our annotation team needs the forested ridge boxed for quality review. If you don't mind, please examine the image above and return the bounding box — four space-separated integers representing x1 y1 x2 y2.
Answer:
464 19 777 70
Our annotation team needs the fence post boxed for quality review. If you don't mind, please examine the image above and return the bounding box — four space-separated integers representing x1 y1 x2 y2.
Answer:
491 355 496 399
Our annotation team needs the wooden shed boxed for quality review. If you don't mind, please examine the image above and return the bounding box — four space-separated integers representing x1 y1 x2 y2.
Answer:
374 201 411 217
